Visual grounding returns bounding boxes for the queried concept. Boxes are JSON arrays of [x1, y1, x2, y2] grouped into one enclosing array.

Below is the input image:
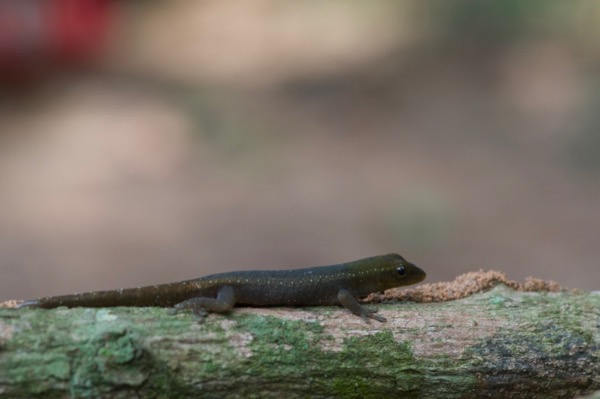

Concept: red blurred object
[[0, 0, 114, 83]]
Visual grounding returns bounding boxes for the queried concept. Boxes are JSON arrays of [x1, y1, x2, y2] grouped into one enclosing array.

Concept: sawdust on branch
[[366, 269, 564, 304]]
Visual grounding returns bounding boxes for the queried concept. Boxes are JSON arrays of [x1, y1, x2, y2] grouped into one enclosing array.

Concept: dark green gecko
[[18, 253, 426, 322]]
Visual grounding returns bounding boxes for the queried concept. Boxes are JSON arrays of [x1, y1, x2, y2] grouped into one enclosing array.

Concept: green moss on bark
[[1, 286, 599, 398]]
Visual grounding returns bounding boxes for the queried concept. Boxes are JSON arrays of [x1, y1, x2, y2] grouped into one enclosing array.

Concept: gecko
[[17, 253, 426, 322]]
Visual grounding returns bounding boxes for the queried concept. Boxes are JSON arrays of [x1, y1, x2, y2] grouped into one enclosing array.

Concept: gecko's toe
[[369, 313, 387, 322], [365, 308, 386, 323]]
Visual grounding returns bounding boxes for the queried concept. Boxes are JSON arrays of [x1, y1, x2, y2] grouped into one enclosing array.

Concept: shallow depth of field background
[[1, 1, 599, 301]]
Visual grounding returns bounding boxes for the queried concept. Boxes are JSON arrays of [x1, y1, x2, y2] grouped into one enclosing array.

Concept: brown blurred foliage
[[1, 1, 599, 301]]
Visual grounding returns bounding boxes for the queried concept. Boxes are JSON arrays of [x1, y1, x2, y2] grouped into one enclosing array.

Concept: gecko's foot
[[192, 307, 209, 323], [362, 308, 386, 323], [167, 306, 209, 323], [166, 307, 182, 315]]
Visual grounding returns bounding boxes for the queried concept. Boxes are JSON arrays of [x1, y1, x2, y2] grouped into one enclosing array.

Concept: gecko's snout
[[406, 262, 427, 284]]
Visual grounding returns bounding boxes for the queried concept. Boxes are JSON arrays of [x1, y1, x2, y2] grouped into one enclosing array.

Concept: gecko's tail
[[16, 280, 205, 309], [15, 300, 41, 309]]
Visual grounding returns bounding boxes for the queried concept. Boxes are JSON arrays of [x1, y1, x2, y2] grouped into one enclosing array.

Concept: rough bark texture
[[0, 285, 598, 398]]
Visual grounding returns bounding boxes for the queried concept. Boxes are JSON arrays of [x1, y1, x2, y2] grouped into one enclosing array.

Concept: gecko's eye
[[396, 266, 406, 276]]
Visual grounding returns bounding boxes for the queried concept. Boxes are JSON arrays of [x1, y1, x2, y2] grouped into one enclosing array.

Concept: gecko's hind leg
[[172, 285, 236, 320]]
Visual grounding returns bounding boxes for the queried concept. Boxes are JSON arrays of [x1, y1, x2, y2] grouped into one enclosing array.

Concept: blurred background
[[1, 0, 599, 302]]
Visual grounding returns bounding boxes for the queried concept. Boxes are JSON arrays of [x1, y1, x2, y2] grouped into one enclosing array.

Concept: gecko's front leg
[[337, 288, 386, 323]]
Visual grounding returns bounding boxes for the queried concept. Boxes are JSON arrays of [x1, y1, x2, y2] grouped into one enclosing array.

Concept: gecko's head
[[376, 253, 426, 288]]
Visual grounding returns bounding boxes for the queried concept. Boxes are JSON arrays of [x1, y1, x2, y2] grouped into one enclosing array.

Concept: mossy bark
[[0, 285, 598, 398]]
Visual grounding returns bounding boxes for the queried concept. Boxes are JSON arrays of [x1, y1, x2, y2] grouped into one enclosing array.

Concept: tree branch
[[1, 284, 599, 398]]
